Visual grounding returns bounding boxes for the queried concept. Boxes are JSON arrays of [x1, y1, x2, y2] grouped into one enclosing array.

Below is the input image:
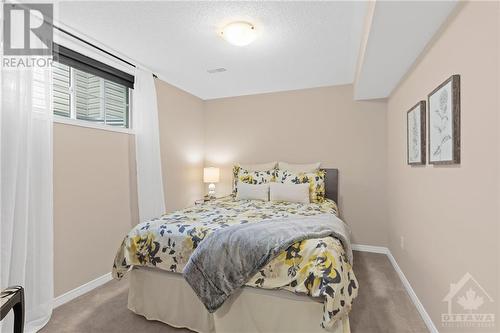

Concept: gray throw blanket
[[183, 214, 352, 313]]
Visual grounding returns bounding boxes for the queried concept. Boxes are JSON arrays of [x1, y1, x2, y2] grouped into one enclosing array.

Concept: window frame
[[52, 44, 134, 134], [52, 71, 133, 134], [53, 115, 134, 134]]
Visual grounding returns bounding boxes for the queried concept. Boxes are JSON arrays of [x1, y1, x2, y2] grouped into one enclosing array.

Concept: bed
[[112, 169, 358, 333]]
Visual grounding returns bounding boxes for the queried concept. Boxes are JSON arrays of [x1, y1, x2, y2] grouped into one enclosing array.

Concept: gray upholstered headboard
[[323, 168, 338, 203]]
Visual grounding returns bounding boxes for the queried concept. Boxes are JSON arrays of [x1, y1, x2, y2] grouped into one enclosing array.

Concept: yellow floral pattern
[[112, 197, 357, 329], [277, 169, 326, 203], [232, 165, 276, 195]]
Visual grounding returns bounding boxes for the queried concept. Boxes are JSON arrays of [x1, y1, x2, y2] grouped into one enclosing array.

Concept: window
[[52, 44, 134, 129]]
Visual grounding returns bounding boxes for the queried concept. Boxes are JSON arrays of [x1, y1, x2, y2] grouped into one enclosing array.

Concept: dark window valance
[[52, 43, 134, 89]]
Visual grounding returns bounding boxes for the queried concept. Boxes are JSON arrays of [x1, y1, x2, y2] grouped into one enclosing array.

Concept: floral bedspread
[[112, 197, 358, 329]]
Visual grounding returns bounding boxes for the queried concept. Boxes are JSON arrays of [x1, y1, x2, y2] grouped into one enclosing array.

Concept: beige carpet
[[41, 252, 428, 333]]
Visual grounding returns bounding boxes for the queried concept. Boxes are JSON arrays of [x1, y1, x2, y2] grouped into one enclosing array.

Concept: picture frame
[[427, 75, 460, 164], [407, 101, 426, 165]]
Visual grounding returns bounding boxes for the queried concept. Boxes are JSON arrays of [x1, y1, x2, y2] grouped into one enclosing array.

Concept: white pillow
[[270, 182, 310, 204], [278, 162, 321, 173], [238, 161, 277, 171], [236, 182, 269, 201]]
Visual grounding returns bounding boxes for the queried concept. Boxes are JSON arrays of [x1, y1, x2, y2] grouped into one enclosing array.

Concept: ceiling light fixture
[[221, 21, 257, 47]]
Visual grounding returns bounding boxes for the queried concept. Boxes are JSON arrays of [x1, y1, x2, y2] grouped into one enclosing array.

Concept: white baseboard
[[385, 251, 439, 333], [352, 243, 389, 254], [354, 244, 438, 333], [54, 272, 112, 308]]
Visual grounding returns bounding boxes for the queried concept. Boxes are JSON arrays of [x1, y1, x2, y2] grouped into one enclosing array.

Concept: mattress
[[113, 196, 358, 329]]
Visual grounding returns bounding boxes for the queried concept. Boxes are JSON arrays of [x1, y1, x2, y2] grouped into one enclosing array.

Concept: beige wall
[[53, 123, 138, 296], [156, 79, 205, 213], [387, 1, 499, 330], [54, 78, 204, 296], [204, 85, 388, 246]]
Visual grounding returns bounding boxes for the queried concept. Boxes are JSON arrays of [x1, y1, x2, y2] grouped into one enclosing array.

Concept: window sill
[[53, 116, 134, 134]]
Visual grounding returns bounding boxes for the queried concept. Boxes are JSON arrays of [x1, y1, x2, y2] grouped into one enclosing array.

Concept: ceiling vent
[[207, 68, 227, 74]]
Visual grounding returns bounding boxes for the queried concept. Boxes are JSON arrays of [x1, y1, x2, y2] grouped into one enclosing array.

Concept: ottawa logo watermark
[[2, 3, 53, 69], [442, 272, 495, 329]]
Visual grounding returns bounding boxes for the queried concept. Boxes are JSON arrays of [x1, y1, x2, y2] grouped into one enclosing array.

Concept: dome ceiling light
[[220, 21, 257, 47]]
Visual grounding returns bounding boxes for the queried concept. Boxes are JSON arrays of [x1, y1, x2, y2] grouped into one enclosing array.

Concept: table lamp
[[203, 167, 220, 200]]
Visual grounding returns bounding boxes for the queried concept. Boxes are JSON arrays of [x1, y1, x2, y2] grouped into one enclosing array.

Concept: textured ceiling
[[58, 1, 367, 100], [58, 1, 457, 100]]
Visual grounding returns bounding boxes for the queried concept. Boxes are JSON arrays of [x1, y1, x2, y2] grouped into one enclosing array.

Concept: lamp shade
[[203, 167, 220, 183]]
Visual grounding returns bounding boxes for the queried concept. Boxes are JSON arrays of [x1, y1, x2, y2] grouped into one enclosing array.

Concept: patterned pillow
[[276, 169, 326, 203], [232, 165, 276, 195]]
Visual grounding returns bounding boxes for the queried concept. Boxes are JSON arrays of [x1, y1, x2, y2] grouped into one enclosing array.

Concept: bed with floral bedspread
[[112, 196, 358, 329]]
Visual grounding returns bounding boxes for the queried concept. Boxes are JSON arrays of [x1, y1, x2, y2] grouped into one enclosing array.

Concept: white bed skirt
[[128, 267, 350, 333]]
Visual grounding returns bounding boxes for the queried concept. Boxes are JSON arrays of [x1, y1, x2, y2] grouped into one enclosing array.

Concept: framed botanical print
[[407, 101, 426, 165], [428, 75, 460, 164]]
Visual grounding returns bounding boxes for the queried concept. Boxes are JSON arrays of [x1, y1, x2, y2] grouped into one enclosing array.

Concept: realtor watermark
[[442, 272, 495, 329], [3, 56, 52, 68], [2, 3, 53, 68]]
